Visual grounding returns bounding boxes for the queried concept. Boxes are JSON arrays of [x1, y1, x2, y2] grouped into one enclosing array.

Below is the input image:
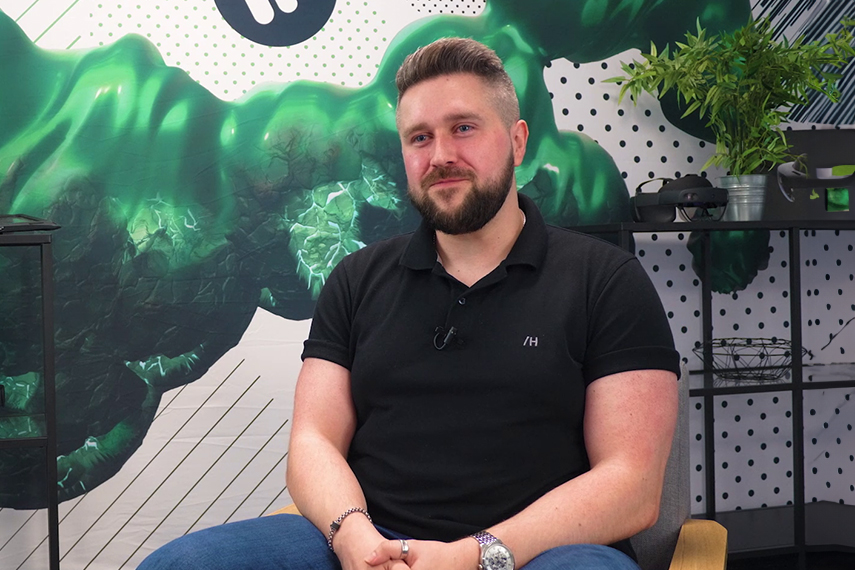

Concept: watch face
[[482, 542, 515, 570]]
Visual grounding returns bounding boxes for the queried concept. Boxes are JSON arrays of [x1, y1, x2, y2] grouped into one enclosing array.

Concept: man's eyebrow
[[443, 112, 485, 125], [401, 121, 430, 139]]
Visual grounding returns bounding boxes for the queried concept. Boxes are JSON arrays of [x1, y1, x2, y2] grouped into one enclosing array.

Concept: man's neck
[[434, 191, 525, 287]]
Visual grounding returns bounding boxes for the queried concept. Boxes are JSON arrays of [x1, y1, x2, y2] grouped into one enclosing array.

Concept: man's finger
[[364, 539, 404, 566]]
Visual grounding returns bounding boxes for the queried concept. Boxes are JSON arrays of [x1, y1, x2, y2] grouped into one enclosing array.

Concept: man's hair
[[395, 37, 520, 126]]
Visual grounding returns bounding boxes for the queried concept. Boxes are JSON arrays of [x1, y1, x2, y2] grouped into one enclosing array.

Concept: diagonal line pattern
[[33, 0, 81, 44], [3, 511, 37, 555], [13, 0, 40, 22], [47, 383, 195, 563], [185, 417, 289, 533], [225, 451, 289, 523], [120, 399, 276, 567], [58, 365, 239, 563], [81, 375, 264, 570], [754, 0, 855, 125]]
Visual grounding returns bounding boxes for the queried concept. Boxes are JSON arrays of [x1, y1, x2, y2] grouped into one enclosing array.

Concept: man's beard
[[408, 155, 515, 235]]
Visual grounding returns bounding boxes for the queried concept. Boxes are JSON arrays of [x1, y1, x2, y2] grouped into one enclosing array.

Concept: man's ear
[[511, 119, 529, 167]]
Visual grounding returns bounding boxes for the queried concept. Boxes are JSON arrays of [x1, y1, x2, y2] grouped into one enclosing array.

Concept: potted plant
[[607, 16, 855, 220]]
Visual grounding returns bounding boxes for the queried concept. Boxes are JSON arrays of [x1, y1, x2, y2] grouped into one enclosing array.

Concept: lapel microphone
[[433, 326, 457, 350]]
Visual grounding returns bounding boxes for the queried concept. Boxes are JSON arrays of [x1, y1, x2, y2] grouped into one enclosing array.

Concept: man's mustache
[[421, 166, 474, 188]]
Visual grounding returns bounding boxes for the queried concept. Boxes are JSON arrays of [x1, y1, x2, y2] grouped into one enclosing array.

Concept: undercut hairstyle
[[395, 37, 520, 127]]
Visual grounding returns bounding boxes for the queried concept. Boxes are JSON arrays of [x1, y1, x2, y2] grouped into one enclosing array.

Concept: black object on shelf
[[691, 337, 813, 384], [576, 218, 855, 570], [767, 129, 855, 222], [0, 213, 61, 234], [0, 225, 60, 570], [631, 175, 729, 223]]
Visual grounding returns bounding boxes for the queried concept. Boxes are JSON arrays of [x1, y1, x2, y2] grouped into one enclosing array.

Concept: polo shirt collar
[[399, 192, 547, 271]]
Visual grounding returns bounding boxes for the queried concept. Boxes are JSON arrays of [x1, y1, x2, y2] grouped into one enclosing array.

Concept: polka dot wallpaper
[[87, 1, 405, 94]]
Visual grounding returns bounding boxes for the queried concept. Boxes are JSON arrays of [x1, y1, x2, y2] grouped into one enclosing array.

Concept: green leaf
[[601, 14, 855, 174]]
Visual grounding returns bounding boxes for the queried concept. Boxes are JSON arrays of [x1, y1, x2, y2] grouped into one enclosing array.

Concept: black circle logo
[[215, 0, 336, 47]]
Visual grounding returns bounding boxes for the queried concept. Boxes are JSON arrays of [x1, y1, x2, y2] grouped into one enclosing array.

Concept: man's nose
[[430, 134, 457, 166]]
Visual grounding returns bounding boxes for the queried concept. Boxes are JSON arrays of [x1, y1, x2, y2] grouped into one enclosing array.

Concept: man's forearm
[[486, 459, 664, 567], [287, 431, 370, 538], [487, 370, 678, 567]]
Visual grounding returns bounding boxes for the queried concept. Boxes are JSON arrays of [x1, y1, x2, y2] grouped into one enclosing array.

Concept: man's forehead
[[396, 74, 495, 129]]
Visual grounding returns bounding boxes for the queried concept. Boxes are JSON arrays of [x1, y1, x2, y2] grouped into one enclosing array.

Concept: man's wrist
[[458, 535, 483, 570], [470, 531, 515, 570], [328, 507, 372, 552]]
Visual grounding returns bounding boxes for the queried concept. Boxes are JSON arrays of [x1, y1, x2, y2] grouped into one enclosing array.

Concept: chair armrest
[[668, 518, 728, 570], [267, 503, 302, 516]]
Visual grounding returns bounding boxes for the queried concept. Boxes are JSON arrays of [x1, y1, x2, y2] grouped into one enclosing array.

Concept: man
[[139, 37, 679, 570]]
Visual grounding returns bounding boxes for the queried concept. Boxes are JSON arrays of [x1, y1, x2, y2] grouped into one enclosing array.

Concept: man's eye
[[458, 125, 473, 133], [413, 134, 428, 143]]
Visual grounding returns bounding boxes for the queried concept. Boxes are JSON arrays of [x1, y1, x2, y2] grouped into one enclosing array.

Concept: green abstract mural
[[0, 0, 750, 507]]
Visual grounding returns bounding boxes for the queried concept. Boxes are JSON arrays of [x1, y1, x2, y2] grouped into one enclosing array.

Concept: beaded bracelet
[[327, 507, 372, 552]]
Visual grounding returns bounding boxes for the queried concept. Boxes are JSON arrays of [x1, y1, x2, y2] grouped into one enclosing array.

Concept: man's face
[[396, 73, 528, 234]]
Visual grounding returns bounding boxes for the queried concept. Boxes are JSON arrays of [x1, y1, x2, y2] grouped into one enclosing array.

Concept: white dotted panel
[[635, 232, 703, 364], [800, 231, 855, 363], [804, 390, 855, 503], [411, 1, 485, 15], [713, 393, 795, 511], [87, 1, 416, 98], [545, 53, 727, 190], [710, 232, 792, 342], [690, 396, 707, 512]]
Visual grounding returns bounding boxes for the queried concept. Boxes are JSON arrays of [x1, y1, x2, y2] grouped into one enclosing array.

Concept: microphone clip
[[433, 326, 457, 350]]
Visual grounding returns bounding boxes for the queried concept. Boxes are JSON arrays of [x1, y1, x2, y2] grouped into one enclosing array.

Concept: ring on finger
[[400, 539, 409, 559]]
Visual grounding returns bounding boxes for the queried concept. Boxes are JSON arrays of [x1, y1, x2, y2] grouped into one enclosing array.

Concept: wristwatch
[[471, 531, 515, 570]]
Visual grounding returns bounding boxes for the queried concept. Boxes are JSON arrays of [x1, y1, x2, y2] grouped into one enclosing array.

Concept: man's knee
[[137, 533, 215, 570], [137, 515, 337, 570]]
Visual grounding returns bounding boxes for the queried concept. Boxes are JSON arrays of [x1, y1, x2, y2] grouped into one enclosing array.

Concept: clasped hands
[[337, 525, 479, 570], [365, 537, 479, 570]]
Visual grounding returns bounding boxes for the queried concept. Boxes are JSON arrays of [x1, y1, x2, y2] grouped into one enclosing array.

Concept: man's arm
[[286, 357, 407, 570], [487, 368, 678, 565], [366, 368, 678, 570]]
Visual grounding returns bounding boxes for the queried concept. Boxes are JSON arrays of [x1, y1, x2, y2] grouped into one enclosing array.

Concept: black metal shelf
[[577, 218, 855, 234], [0, 436, 49, 449], [0, 230, 60, 570], [687, 363, 855, 396], [714, 502, 855, 555], [576, 219, 855, 570]]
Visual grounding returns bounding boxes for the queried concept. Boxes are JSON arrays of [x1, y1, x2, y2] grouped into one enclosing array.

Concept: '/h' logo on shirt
[[523, 336, 539, 347]]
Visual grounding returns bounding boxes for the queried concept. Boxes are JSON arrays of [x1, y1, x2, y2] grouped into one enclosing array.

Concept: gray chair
[[271, 365, 728, 569], [630, 362, 727, 570]]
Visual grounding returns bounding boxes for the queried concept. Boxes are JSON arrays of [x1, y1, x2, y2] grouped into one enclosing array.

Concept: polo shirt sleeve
[[301, 260, 353, 369], [583, 257, 680, 384]]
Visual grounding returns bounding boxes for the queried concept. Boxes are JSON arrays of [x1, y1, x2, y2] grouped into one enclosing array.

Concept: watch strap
[[471, 530, 515, 570], [471, 530, 499, 547]]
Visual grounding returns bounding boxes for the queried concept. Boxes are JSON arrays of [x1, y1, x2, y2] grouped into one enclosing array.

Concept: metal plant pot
[[720, 174, 768, 221]]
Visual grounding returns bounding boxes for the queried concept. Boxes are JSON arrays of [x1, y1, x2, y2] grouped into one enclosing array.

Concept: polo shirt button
[[458, 297, 466, 305]]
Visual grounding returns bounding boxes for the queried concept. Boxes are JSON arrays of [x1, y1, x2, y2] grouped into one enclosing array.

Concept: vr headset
[[630, 175, 729, 223]]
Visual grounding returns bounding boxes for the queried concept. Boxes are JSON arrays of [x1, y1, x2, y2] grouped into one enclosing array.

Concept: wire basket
[[692, 337, 809, 383]]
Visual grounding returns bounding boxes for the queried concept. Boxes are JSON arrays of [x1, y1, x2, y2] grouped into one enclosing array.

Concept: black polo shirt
[[302, 193, 679, 544]]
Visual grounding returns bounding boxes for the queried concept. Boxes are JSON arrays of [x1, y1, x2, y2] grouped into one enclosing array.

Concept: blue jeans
[[137, 514, 641, 570]]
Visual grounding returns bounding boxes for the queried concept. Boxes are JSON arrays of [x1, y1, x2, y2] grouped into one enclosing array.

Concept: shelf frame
[[577, 218, 855, 570], [0, 232, 60, 570]]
